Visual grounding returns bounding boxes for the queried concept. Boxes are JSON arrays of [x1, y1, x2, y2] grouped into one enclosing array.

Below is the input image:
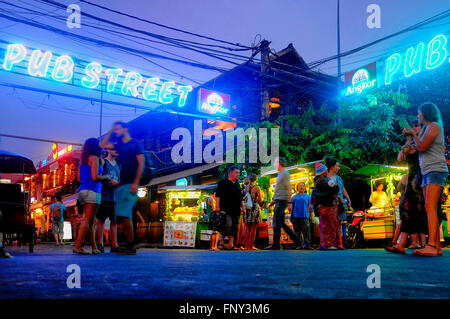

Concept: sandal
[[251, 246, 260, 251], [92, 249, 101, 255], [73, 248, 91, 255], [413, 244, 439, 257]]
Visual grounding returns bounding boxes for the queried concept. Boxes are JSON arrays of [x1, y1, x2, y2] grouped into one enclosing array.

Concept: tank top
[[78, 161, 103, 194], [418, 123, 448, 175]]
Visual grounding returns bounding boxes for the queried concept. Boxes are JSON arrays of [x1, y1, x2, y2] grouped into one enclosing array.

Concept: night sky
[[0, 0, 448, 165]]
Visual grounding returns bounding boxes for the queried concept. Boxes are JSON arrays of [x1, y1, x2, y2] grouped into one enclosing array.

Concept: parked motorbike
[[344, 210, 366, 249]]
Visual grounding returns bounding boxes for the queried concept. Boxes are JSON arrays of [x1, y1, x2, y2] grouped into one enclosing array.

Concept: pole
[[260, 40, 271, 121], [99, 82, 103, 138], [337, 0, 342, 125]]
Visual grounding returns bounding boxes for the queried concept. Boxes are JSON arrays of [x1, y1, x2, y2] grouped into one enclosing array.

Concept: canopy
[[353, 164, 408, 177], [0, 150, 36, 175]]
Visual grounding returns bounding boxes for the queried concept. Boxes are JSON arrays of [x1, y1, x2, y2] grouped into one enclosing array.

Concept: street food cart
[[259, 161, 321, 245], [160, 185, 215, 247], [353, 164, 408, 241]]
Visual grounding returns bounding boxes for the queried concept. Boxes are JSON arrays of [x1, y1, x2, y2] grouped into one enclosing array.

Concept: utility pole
[[337, 0, 342, 125], [260, 40, 271, 121], [99, 81, 104, 138]]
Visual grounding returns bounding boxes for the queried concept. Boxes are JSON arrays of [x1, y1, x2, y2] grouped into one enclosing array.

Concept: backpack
[[52, 203, 62, 221], [243, 185, 253, 211], [139, 151, 154, 186]]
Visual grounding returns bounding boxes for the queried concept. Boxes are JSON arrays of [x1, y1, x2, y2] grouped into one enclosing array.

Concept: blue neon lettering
[[121, 72, 142, 97], [81, 62, 102, 89], [384, 53, 401, 85], [159, 81, 176, 104], [177, 85, 192, 107], [426, 34, 447, 70], [105, 68, 123, 92], [404, 43, 424, 78], [142, 77, 160, 101], [51, 55, 74, 82], [27, 50, 52, 77], [3, 44, 27, 71]]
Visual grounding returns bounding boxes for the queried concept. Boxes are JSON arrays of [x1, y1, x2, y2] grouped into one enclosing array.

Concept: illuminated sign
[[343, 62, 377, 97], [383, 34, 448, 85], [175, 178, 188, 187], [197, 88, 230, 115], [40, 144, 74, 168], [2, 43, 193, 107]]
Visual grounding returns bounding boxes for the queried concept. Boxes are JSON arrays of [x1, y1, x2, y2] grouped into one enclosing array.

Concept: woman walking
[[325, 158, 351, 249], [312, 162, 340, 250], [403, 102, 448, 257], [73, 138, 111, 255], [242, 174, 262, 250]]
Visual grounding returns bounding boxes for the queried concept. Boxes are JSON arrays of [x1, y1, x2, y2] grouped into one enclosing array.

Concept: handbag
[[209, 211, 225, 231]]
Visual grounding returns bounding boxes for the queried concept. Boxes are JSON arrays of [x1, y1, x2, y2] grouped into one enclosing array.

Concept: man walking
[[96, 148, 120, 253], [100, 121, 144, 255], [215, 166, 244, 250], [50, 196, 66, 246], [266, 157, 301, 250]]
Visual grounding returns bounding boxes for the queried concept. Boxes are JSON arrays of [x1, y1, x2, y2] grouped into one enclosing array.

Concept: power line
[[77, 0, 253, 50], [0, 133, 83, 146], [308, 9, 450, 70]]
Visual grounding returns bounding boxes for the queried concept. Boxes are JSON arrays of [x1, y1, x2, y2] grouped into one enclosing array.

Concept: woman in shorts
[[73, 138, 111, 255]]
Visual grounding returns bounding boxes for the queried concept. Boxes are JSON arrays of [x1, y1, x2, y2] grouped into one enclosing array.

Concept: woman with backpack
[[242, 174, 262, 250]]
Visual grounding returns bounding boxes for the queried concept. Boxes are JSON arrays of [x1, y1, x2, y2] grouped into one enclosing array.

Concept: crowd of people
[[0, 102, 447, 258]]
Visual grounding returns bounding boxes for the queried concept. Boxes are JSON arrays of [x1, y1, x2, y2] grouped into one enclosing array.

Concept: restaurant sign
[[1, 43, 193, 107]]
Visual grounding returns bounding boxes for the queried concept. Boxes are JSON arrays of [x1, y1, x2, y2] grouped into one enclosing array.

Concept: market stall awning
[[158, 185, 217, 191], [353, 164, 408, 177], [260, 160, 322, 176], [0, 149, 36, 175], [147, 163, 221, 187]]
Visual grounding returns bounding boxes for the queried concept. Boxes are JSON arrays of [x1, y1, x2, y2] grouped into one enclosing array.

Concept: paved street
[[1, 244, 450, 299]]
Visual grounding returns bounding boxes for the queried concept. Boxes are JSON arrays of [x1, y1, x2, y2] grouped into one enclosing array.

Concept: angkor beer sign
[[343, 62, 377, 97], [1, 43, 193, 107]]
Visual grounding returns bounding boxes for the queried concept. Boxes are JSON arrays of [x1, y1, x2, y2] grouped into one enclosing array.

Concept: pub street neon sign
[[384, 34, 449, 85], [1, 43, 193, 107]]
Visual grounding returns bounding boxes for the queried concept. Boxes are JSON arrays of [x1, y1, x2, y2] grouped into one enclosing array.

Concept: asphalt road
[[1, 244, 450, 299]]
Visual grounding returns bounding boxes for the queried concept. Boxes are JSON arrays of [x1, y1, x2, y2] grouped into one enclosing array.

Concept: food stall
[[258, 161, 320, 246], [353, 164, 408, 240], [160, 185, 215, 248]]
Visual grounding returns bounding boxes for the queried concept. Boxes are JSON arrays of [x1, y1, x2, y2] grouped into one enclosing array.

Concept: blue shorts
[[114, 184, 138, 220], [421, 171, 448, 188]]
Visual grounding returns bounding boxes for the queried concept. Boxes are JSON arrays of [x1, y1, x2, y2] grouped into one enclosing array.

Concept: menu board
[[267, 214, 295, 244], [164, 221, 197, 247]]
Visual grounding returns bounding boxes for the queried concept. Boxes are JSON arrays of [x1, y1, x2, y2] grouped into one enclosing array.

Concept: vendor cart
[[160, 185, 215, 248], [352, 164, 408, 246], [0, 150, 36, 252]]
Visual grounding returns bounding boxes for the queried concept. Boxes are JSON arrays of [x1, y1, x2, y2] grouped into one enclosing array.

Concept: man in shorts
[[50, 196, 66, 246], [96, 147, 120, 253], [100, 121, 144, 255]]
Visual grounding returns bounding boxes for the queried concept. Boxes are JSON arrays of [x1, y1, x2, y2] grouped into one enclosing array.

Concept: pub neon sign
[[384, 34, 449, 85], [2, 43, 193, 107]]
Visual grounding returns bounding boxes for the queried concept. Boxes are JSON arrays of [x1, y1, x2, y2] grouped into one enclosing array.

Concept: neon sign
[[41, 144, 74, 168], [197, 88, 230, 115], [343, 62, 377, 97], [176, 178, 188, 187], [2, 43, 193, 107], [384, 34, 448, 85]]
